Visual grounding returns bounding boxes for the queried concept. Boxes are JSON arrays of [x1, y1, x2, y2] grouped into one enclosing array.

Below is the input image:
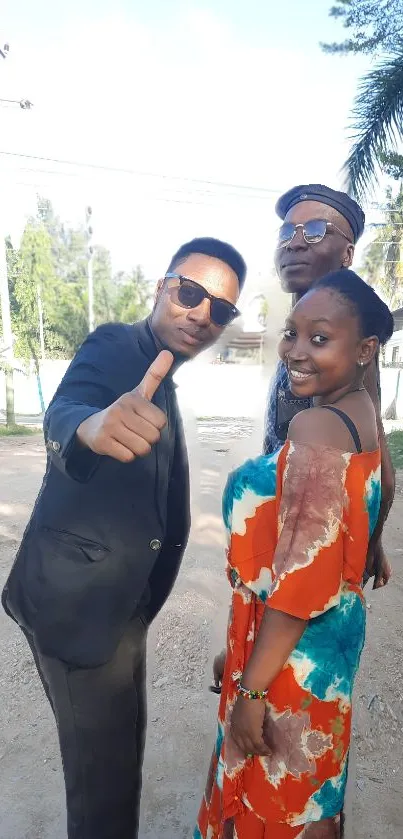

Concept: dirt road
[[0, 424, 402, 838]]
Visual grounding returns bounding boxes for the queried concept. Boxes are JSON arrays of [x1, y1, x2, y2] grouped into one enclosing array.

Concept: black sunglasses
[[164, 273, 240, 327], [277, 219, 353, 248]]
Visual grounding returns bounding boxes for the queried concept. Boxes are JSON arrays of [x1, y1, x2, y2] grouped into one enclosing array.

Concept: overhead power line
[[3, 151, 403, 216], [6, 168, 280, 205], [0, 150, 282, 196]]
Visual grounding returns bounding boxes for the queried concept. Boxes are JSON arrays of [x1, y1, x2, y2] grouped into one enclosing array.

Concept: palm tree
[[343, 50, 403, 200], [361, 185, 403, 308]]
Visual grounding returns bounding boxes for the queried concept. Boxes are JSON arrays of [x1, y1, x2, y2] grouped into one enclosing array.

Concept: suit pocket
[[6, 527, 138, 666], [40, 528, 110, 562], [27, 527, 111, 609], [5, 526, 113, 628], [27, 527, 138, 665]]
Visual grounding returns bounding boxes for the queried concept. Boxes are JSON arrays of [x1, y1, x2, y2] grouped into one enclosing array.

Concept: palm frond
[[342, 51, 403, 200]]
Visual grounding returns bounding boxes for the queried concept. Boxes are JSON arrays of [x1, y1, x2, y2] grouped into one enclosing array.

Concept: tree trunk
[[5, 368, 15, 427]]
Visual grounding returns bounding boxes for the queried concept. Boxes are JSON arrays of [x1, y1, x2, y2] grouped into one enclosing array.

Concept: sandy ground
[[0, 423, 402, 839]]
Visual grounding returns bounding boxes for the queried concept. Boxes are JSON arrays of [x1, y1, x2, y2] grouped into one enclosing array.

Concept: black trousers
[[23, 616, 148, 839]]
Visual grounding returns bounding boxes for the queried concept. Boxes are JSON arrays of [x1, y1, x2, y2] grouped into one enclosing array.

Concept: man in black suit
[[2, 237, 247, 839]]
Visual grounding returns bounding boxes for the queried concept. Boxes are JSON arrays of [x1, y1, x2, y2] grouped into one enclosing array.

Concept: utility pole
[[34, 283, 45, 413], [0, 40, 33, 426], [37, 284, 45, 361], [0, 227, 15, 425], [85, 206, 94, 332], [0, 39, 14, 424], [0, 40, 33, 425]]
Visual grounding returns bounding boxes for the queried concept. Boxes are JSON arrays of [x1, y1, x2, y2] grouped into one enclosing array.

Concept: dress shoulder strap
[[321, 406, 362, 454]]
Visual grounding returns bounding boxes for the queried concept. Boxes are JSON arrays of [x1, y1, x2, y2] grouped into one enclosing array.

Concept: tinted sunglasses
[[164, 273, 240, 327], [277, 219, 353, 248]]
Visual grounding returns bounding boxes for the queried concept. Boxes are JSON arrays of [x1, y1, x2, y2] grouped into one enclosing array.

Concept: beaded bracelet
[[236, 681, 269, 701]]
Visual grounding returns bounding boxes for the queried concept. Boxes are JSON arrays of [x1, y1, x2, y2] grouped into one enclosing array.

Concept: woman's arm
[[241, 609, 307, 692], [364, 358, 394, 587], [230, 610, 306, 757], [365, 357, 395, 520]]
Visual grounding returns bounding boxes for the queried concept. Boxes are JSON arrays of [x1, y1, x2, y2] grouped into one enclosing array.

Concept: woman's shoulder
[[287, 404, 380, 464], [288, 406, 333, 445], [288, 405, 363, 454]]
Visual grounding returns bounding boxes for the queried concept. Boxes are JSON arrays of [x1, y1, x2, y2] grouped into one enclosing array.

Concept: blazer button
[[149, 538, 161, 551], [52, 441, 61, 452]]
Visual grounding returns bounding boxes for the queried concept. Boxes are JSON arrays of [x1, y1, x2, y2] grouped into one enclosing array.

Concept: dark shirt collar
[[144, 316, 188, 383], [137, 317, 186, 389], [136, 317, 159, 363]]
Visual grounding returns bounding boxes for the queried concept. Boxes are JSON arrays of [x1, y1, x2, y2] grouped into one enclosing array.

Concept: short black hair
[[315, 269, 394, 346], [167, 237, 247, 290]]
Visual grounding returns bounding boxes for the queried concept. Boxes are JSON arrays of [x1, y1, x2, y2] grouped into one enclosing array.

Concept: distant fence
[[0, 360, 269, 420], [379, 367, 403, 420], [1, 360, 402, 420], [0, 360, 70, 417]]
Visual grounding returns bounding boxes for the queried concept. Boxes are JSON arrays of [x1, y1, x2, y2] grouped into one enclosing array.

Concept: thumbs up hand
[[76, 351, 174, 462]]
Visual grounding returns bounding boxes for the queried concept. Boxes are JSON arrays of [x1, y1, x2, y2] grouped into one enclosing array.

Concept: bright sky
[[1, 0, 372, 298]]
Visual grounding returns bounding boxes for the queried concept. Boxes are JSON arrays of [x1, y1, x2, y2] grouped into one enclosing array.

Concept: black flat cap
[[276, 184, 365, 243]]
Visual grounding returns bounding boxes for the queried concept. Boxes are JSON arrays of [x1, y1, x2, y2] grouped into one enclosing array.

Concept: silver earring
[[358, 361, 364, 366]]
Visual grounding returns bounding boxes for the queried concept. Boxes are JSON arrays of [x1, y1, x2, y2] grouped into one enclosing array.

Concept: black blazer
[[2, 320, 190, 667]]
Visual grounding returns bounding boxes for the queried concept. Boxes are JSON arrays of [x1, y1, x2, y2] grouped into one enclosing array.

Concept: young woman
[[195, 270, 394, 839]]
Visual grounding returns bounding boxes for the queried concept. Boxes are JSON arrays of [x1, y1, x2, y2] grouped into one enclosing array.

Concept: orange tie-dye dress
[[195, 440, 381, 839]]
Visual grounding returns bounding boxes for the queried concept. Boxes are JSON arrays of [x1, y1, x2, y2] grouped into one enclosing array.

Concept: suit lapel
[[134, 319, 178, 529], [153, 380, 175, 529]]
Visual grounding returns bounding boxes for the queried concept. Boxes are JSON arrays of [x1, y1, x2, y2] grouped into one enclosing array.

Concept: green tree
[[361, 185, 403, 308], [379, 150, 403, 180], [6, 196, 152, 368], [321, 0, 403, 56], [38, 197, 87, 291], [6, 223, 59, 410], [94, 246, 114, 325], [322, 1, 403, 199], [38, 196, 90, 353], [15, 222, 56, 359], [343, 53, 403, 199], [38, 197, 151, 345], [113, 266, 151, 323], [6, 214, 86, 365]]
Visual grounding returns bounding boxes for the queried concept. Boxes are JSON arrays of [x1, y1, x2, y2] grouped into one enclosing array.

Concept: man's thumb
[[136, 350, 174, 401]]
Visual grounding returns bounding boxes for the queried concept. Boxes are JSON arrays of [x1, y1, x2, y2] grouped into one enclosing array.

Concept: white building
[[385, 307, 403, 366]]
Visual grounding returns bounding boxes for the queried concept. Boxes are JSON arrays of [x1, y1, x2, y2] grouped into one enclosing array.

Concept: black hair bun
[[315, 269, 394, 346]]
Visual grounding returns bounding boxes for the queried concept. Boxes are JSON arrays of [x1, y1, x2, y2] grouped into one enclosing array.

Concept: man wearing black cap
[[264, 184, 394, 589], [2, 237, 247, 839]]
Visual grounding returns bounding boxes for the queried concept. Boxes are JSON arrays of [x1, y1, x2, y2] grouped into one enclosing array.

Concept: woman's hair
[[314, 269, 394, 346]]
